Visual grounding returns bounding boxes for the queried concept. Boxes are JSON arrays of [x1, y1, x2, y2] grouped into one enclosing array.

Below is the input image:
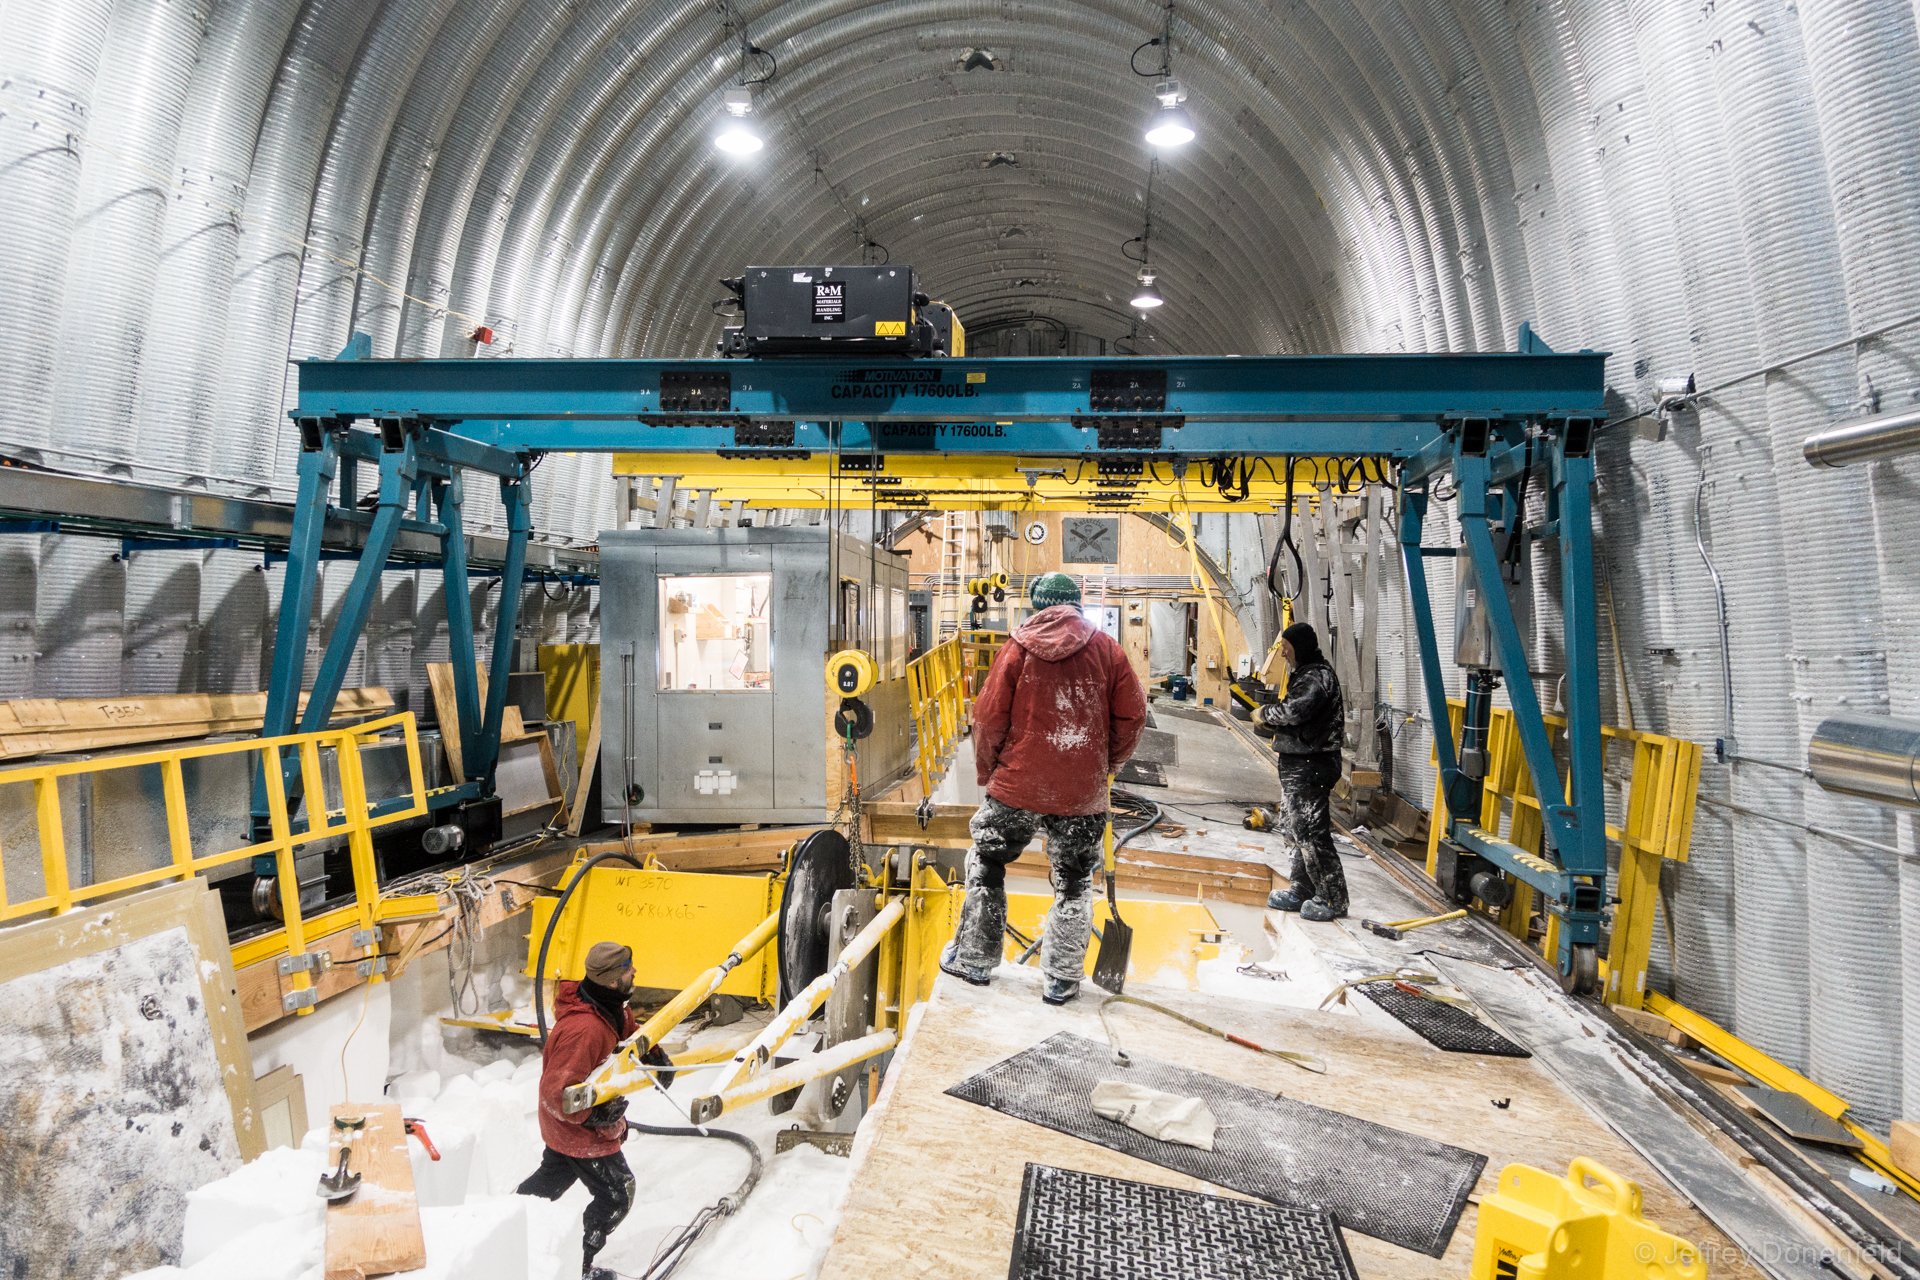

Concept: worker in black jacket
[[1257, 622, 1348, 920]]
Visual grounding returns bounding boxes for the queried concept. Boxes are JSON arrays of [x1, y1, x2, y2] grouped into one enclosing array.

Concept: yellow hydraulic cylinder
[[561, 908, 780, 1114], [711, 896, 905, 1096], [1470, 1158, 1701, 1279], [689, 1029, 897, 1124]]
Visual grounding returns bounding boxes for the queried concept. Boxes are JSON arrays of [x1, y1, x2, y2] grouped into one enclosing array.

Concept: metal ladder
[[937, 510, 967, 637]]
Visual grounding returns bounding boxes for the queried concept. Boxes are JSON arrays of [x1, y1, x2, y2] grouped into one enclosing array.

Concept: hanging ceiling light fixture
[[713, 2, 776, 157], [1130, 266, 1165, 309], [714, 87, 762, 154], [1122, 159, 1168, 312], [718, 88, 760, 155], [1144, 80, 1195, 148], [1132, 3, 1194, 148]]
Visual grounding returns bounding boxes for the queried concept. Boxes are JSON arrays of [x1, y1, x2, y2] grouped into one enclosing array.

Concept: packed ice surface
[[122, 1028, 860, 1280]]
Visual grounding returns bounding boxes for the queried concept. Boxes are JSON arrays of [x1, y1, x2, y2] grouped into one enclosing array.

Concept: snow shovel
[[317, 1147, 361, 1200], [1091, 776, 1133, 994]]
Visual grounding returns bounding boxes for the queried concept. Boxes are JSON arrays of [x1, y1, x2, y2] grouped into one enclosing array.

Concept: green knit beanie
[[1029, 572, 1082, 608]]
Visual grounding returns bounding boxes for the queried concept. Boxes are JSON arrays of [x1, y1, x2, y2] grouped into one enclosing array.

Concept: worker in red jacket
[[517, 941, 640, 1280], [940, 573, 1148, 1005]]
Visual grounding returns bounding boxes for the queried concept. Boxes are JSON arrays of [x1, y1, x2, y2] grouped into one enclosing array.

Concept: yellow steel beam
[[1644, 993, 1920, 1200], [608, 452, 1381, 511], [689, 1029, 897, 1124]]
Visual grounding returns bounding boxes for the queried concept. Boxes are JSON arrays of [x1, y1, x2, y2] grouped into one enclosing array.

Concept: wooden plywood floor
[[820, 963, 1766, 1279]]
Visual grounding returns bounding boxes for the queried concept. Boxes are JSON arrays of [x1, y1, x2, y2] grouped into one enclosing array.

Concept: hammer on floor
[[1361, 908, 1468, 940]]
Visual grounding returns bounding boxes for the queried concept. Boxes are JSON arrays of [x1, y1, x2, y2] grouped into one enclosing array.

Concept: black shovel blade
[[1091, 877, 1133, 994]]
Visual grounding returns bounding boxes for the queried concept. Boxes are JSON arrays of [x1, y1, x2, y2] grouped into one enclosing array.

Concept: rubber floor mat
[[1009, 1163, 1359, 1280], [1115, 760, 1166, 787], [1359, 983, 1532, 1058], [948, 1032, 1485, 1258], [1131, 727, 1180, 765]]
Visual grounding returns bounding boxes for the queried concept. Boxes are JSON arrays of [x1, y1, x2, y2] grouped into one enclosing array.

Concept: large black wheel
[[1562, 942, 1600, 996], [777, 830, 854, 1009]]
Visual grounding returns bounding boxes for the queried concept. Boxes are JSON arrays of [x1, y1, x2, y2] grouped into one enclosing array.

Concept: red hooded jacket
[[536, 980, 637, 1157], [973, 605, 1148, 815]]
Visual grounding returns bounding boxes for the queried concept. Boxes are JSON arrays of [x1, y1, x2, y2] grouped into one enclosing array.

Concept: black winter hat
[[1282, 621, 1323, 664]]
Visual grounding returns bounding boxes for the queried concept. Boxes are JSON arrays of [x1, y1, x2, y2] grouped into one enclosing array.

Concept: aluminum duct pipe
[[1803, 407, 1920, 468], [1810, 714, 1920, 810]]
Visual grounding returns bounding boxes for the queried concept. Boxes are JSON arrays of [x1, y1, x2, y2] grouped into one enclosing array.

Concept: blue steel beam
[[472, 478, 530, 794], [292, 352, 1608, 445]]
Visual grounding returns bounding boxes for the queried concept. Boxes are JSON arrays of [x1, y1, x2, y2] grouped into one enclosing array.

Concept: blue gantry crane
[[269, 322, 1609, 988]]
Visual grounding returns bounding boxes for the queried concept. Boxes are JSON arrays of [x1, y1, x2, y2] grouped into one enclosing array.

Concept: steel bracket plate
[[278, 951, 334, 976], [351, 928, 380, 948], [282, 988, 319, 1012], [356, 956, 387, 978]]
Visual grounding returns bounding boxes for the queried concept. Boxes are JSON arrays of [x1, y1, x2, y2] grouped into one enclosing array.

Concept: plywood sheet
[[820, 970, 1764, 1280], [0, 880, 259, 1276], [324, 1103, 425, 1280]]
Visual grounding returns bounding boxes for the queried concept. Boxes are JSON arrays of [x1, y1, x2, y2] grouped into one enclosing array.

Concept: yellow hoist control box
[[1470, 1159, 1701, 1280]]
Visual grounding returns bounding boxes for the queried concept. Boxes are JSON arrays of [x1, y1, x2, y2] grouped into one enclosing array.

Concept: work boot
[[1267, 888, 1304, 912], [938, 940, 993, 987], [584, 1268, 617, 1280], [1042, 976, 1082, 1006], [1299, 897, 1346, 922]]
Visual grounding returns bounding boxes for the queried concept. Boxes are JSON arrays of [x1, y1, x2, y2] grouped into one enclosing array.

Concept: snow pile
[[123, 1034, 863, 1280]]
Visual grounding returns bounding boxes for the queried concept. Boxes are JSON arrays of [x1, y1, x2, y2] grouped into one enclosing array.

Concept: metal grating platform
[[1358, 983, 1532, 1058], [1009, 1163, 1359, 1280], [947, 1032, 1486, 1258]]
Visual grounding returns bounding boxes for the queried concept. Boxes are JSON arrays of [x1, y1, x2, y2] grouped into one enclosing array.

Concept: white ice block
[[180, 1147, 327, 1265]]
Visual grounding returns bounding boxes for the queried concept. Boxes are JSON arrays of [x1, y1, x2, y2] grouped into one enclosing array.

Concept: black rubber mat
[[1131, 727, 1180, 765], [948, 1032, 1485, 1258], [1115, 759, 1166, 787], [1151, 702, 1221, 725], [1358, 983, 1532, 1058], [1009, 1163, 1359, 1280]]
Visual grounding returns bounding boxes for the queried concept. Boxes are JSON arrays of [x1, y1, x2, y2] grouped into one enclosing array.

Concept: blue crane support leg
[[472, 478, 530, 794], [437, 473, 486, 785], [252, 435, 336, 838]]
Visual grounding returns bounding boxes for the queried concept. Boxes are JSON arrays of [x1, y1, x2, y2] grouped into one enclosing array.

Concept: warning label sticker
[[874, 320, 906, 336], [813, 282, 845, 323]]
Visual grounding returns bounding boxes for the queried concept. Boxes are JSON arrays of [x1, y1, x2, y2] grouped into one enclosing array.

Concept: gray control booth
[[598, 526, 914, 826]]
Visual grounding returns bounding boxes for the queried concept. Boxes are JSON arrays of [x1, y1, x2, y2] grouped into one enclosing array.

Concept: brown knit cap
[[583, 941, 633, 985]]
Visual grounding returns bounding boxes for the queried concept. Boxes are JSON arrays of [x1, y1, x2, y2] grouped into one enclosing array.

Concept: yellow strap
[[1176, 494, 1233, 685]]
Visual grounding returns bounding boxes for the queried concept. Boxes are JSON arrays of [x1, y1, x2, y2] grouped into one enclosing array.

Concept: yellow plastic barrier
[[1471, 1158, 1701, 1279]]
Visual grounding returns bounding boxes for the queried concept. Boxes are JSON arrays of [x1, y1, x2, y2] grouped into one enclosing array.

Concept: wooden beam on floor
[[325, 1104, 425, 1280]]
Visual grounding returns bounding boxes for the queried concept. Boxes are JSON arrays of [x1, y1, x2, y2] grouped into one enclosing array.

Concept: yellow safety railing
[[959, 628, 1007, 697], [1426, 700, 1701, 1008], [907, 638, 971, 795], [0, 711, 429, 1013]]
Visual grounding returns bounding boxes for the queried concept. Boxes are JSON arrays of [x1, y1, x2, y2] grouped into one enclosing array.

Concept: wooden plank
[[325, 1103, 425, 1280], [426, 663, 465, 782], [1891, 1120, 1920, 1181], [566, 703, 602, 837], [0, 688, 396, 760]]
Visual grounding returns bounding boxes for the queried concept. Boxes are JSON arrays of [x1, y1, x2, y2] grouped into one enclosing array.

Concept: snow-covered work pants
[[1277, 751, 1347, 914], [949, 795, 1110, 983]]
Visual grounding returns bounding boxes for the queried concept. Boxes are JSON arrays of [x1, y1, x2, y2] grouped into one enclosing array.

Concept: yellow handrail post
[[161, 757, 193, 877], [36, 775, 71, 915], [338, 727, 382, 950], [263, 741, 313, 1014]]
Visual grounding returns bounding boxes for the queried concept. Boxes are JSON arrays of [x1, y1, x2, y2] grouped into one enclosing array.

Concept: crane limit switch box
[[720, 265, 942, 357]]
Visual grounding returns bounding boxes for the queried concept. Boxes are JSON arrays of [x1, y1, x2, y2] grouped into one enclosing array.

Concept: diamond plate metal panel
[[947, 1032, 1484, 1258], [1009, 1163, 1359, 1280], [1358, 983, 1532, 1058]]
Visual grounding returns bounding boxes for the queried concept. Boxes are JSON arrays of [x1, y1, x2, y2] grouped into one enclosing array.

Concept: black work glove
[[585, 1096, 628, 1129], [643, 1044, 676, 1091]]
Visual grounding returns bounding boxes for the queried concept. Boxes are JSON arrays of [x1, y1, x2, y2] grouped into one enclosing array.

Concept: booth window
[[658, 575, 771, 691]]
